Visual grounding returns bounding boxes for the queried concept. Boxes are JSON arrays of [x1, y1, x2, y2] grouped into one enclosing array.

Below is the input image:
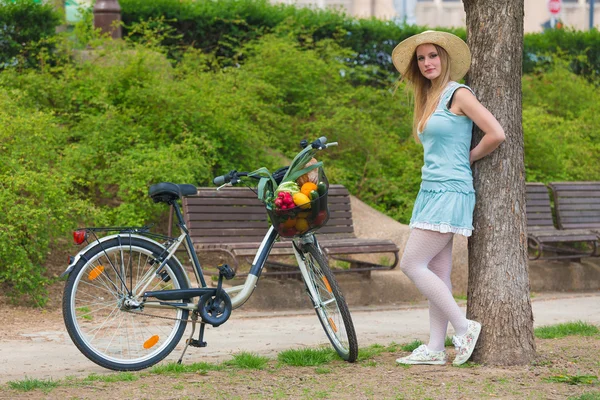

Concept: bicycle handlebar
[[213, 137, 334, 187], [300, 136, 328, 150]]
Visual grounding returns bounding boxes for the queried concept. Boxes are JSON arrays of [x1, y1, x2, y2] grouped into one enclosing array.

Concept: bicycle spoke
[[64, 237, 189, 369]]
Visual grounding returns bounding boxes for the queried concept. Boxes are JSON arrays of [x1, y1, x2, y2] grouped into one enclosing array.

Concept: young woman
[[391, 31, 505, 366]]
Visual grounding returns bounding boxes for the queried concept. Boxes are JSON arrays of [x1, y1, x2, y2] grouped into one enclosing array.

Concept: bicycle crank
[[198, 264, 233, 327], [198, 291, 232, 327]]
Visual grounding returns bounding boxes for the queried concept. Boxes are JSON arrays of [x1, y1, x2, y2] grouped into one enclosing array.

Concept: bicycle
[[62, 136, 359, 371]]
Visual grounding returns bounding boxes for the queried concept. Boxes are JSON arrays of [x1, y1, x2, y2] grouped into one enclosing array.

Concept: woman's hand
[[452, 88, 506, 164]]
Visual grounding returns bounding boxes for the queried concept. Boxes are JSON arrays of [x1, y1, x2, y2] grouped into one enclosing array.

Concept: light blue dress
[[409, 81, 475, 237]]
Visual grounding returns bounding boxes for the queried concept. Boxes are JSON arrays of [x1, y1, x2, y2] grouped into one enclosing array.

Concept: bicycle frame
[[63, 197, 320, 314], [157, 200, 321, 310]]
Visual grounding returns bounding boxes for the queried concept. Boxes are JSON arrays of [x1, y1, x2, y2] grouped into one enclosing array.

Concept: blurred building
[[63, 0, 599, 32], [301, 0, 600, 32]]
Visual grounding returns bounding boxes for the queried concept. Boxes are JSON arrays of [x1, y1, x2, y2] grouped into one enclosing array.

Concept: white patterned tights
[[400, 229, 468, 352]]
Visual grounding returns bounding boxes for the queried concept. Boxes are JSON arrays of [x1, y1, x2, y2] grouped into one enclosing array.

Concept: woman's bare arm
[[452, 88, 506, 164]]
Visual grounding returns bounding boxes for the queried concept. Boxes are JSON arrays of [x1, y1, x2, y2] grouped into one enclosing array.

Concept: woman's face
[[416, 44, 442, 80]]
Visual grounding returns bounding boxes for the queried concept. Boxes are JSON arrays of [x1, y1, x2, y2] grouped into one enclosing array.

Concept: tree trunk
[[463, 0, 536, 365]]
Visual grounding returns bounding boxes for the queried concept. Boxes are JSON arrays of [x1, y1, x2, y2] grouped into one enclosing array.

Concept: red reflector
[[73, 230, 87, 245]]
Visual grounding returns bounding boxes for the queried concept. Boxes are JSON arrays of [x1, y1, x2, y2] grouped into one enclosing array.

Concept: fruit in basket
[[292, 192, 311, 209], [295, 218, 309, 233], [282, 227, 297, 237], [283, 218, 297, 229], [313, 210, 328, 226], [300, 182, 318, 197], [296, 158, 319, 186]]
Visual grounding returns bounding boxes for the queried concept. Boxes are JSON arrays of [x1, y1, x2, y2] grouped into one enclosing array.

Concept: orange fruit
[[283, 218, 297, 229], [300, 182, 318, 197]]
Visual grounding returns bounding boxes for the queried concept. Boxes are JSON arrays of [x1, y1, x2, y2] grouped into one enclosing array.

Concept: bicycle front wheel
[[63, 236, 190, 371], [301, 242, 358, 362]]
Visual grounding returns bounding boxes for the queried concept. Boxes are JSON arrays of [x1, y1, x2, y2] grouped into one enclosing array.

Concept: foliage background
[[0, 0, 599, 303]]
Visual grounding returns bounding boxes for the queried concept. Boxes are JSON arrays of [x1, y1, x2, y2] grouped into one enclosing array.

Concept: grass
[[7, 377, 58, 392], [453, 361, 479, 369], [357, 343, 399, 361], [150, 361, 223, 375], [401, 340, 423, 352], [223, 352, 270, 370], [75, 306, 92, 321], [544, 374, 599, 385], [278, 347, 336, 366], [568, 394, 600, 400], [83, 372, 138, 382], [534, 321, 600, 339]]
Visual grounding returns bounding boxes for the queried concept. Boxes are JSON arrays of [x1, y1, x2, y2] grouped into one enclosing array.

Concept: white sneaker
[[452, 319, 482, 366], [396, 344, 447, 365]]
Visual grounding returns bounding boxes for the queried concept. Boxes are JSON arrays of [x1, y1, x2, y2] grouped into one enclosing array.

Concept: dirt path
[[1, 292, 598, 385]]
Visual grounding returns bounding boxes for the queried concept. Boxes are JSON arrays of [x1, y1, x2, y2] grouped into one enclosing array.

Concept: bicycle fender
[[60, 234, 188, 285]]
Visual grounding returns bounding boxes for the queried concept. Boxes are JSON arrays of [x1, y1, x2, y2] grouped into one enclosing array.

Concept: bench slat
[[558, 211, 600, 218], [554, 198, 600, 205], [553, 190, 600, 198], [557, 203, 600, 211]]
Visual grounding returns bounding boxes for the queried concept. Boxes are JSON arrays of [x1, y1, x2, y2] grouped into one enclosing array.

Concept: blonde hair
[[400, 44, 451, 142]]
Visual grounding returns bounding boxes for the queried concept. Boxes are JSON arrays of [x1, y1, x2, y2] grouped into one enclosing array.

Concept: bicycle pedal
[[187, 339, 207, 348], [217, 264, 235, 280]]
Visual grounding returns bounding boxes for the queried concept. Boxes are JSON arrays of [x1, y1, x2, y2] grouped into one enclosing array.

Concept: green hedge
[[119, 0, 599, 82], [119, 0, 464, 84], [524, 28, 600, 79], [0, 0, 62, 69], [4, 0, 597, 80]]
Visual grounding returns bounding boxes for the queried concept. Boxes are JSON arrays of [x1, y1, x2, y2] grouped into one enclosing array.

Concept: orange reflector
[[88, 266, 105, 281], [143, 335, 159, 349], [328, 317, 338, 333], [322, 277, 332, 293]]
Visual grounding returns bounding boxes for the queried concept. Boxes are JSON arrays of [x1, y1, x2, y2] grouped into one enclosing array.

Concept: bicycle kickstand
[[177, 312, 207, 364]]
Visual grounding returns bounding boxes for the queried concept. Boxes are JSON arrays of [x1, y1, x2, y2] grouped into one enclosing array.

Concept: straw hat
[[391, 30, 471, 81]]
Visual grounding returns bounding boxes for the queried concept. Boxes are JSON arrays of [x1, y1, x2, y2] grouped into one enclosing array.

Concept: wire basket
[[266, 169, 330, 238]]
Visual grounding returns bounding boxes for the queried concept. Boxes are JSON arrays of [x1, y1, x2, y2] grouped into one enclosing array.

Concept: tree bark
[[463, 0, 536, 365]]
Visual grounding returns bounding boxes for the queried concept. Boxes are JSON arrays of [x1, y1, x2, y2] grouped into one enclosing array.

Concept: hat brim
[[391, 30, 471, 81]]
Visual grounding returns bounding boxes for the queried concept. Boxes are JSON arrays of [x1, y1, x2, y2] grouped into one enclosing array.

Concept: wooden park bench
[[177, 184, 400, 277], [526, 182, 598, 260], [550, 181, 600, 234]]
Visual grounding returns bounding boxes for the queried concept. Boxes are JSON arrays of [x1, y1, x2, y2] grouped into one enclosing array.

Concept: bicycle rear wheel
[[63, 236, 190, 371], [300, 242, 358, 362]]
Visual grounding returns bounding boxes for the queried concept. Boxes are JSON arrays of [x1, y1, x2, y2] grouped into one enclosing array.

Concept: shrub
[[0, 90, 90, 305], [522, 57, 600, 182], [0, 0, 62, 69]]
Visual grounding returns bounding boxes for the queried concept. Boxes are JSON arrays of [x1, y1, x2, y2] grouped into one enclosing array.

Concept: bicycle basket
[[266, 168, 330, 238]]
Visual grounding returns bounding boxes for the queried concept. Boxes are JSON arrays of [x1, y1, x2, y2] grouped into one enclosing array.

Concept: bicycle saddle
[[149, 182, 197, 203]]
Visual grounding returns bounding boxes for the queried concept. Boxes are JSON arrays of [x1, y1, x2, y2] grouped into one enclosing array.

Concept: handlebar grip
[[213, 175, 227, 185]]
